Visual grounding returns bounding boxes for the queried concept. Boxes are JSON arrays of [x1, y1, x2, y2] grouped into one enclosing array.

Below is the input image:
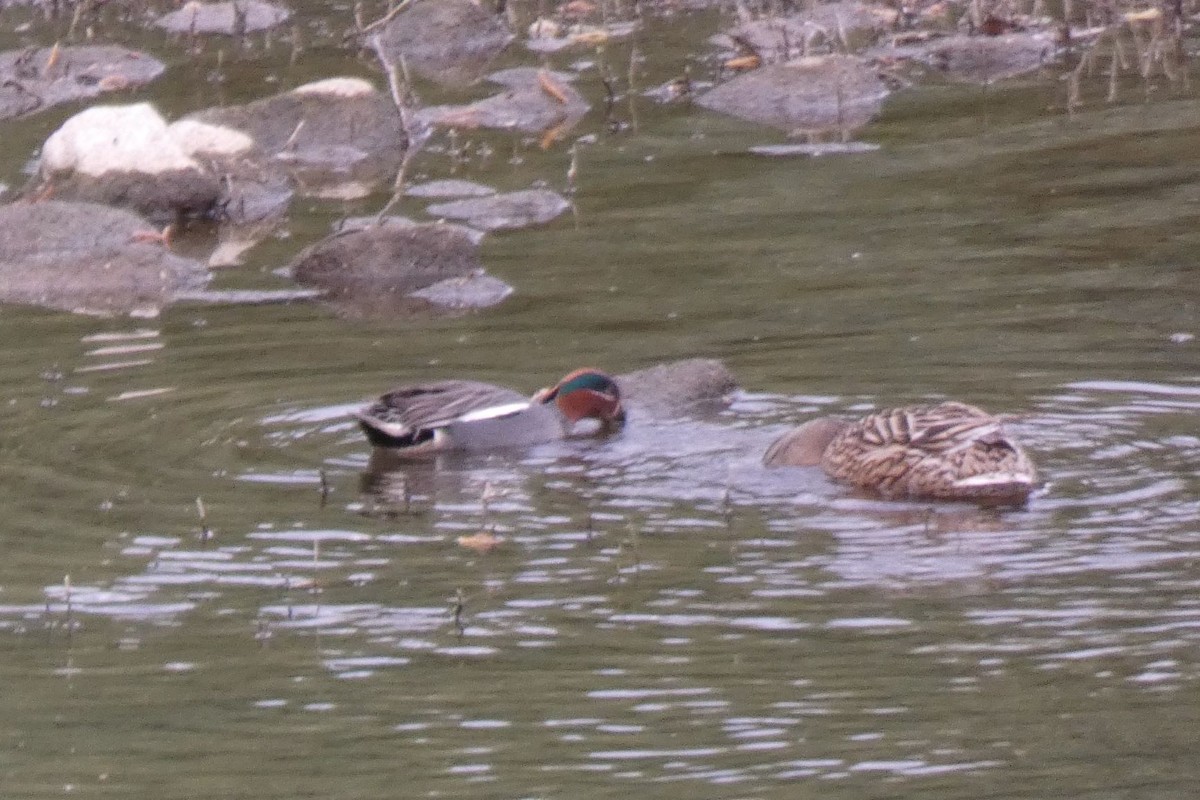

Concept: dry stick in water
[[318, 468, 331, 508], [566, 144, 579, 193], [64, 573, 74, 636], [396, 473, 412, 515], [311, 537, 322, 618], [369, 38, 426, 223], [356, 0, 415, 38], [627, 44, 641, 133], [233, 1, 248, 44], [290, 22, 303, 65], [281, 119, 306, 151], [1108, 42, 1121, 102], [196, 496, 213, 542], [452, 588, 466, 637]]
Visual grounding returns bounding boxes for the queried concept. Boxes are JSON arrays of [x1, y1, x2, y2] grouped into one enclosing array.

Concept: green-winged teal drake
[[356, 368, 625, 455]]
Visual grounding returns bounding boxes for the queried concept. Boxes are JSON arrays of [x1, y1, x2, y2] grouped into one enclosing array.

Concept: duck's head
[[536, 368, 626, 430]]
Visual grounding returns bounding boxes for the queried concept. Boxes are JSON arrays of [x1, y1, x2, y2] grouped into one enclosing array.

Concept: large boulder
[[0, 201, 209, 316], [187, 78, 408, 200]]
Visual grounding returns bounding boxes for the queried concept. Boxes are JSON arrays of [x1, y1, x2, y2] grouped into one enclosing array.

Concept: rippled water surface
[[1, 4, 1199, 798]]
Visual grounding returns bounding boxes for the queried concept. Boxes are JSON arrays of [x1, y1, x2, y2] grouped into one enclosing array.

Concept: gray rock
[[405, 179, 497, 199], [0, 201, 209, 315], [617, 359, 740, 418], [415, 67, 588, 135], [335, 215, 486, 245], [407, 271, 513, 310], [368, 0, 514, 87], [154, 0, 291, 34], [426, 188, 570, 231], [188, 78, 407, 200], [175, 288, 324, 304], [0, 45, 164, 122], [696, 55, 889, 135], [899, 32, 1059, 84], [288, 219, 511, 318], [712, 3, 891, 62]]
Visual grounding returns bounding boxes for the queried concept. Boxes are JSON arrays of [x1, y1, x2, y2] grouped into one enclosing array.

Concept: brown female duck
[[763, 401, 1037, 504]]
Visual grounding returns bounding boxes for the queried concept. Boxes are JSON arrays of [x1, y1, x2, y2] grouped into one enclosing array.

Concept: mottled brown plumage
[[764, 402, 1037, 504]]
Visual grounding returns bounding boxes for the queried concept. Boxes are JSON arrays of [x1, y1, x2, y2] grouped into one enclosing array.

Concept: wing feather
[[356, 380, 527, 444], [820, 402, 1036, 502]]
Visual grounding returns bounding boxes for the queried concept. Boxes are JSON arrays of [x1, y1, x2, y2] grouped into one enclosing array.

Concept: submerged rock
[[288, 218, 512, 318], [696, 55, 889, 135], [154, 0, 291, 34], [174, 288, 324, 305], [617, 359, 740, 418], [0, 45, 165, 121], [368, 0, 514, 87], [712, 3, 892, 63], [425, 189, 570, 231], [415, 67, 588, 136], [526, 19, 638, 54], [0, 201, 209, 316], [750, 142, 881, 157], [407, 271, 514, 309], [406, 179, 497, 199], [903, 32, 1059, 83]]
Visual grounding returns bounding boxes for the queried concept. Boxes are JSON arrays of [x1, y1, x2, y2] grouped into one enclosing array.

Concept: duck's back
[[822, 402, 1036, 502], [359, 380, 570, 452]]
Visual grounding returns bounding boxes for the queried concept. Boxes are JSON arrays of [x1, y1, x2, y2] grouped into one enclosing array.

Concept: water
[[0, 4, 1198, 798]]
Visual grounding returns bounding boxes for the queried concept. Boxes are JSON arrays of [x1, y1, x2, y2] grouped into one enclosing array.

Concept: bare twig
[[355, 0, 416, 38]]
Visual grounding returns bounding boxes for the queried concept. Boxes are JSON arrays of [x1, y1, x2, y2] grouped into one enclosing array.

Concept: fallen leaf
[[537, 69, 572, 105], [1123, 7, 1161, 21], [457, 531, 504, 553], [570, 28, 610, 46], [725, 54, 761, 71], [539, 119, 571, 150], [562, 0, 596, 17], [45, 42, 62, 72]]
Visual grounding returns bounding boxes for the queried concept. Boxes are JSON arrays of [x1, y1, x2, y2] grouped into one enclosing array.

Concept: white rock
[[168, 119, 255, 158], [42, 103, 199, 176]]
